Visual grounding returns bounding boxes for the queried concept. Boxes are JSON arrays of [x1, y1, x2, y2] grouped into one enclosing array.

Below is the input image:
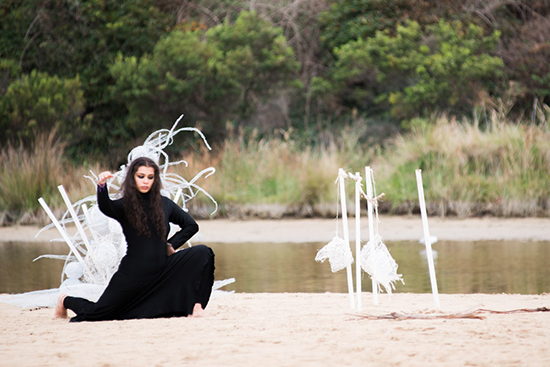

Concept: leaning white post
[[354, 172, 362, 311], [173, 188, 183, 206], [338, 168, 355, 309], [38, 197, 91, 278], [415, 169, 440, 308], [365, 166, 379, 305], [58, 185, 92, 249]]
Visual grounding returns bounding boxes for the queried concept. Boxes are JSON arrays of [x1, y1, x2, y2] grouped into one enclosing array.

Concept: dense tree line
[[1, 0, 549, 164]]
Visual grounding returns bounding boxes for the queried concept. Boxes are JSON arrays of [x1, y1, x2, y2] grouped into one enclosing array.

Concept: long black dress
[[63, 184, 215, 322]]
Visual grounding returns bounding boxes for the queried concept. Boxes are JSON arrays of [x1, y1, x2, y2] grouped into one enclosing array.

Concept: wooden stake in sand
[[338, 169, 356, 309], [415, 169, 440, 308]]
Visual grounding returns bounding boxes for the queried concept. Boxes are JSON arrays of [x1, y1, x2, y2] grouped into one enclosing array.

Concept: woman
[[55, 157, 215, 321]]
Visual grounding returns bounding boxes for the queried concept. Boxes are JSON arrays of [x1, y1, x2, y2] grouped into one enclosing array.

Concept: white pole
[[365, 167, 379, 305], [81, 204, 91, 238], [173, 188, 183, 205], [38, 197, 91, 278], [415, 169, 440, 308], [58, 185, 92, 249], [338, 168, 355, 309], [354, 172, 362, 311], [58, 186, 107, 282]]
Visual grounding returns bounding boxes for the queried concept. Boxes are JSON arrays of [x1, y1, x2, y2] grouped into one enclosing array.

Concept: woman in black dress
[[55, 157, 215, 321]]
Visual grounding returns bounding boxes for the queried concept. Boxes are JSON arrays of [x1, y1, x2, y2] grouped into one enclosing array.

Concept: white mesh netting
[[359, 235, 404, 294], [315, 236, 354, 273]]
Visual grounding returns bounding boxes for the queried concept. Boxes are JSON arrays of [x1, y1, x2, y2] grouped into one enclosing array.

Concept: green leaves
[[324, 20, 503, 119], [0, 0, 171, 160], [0, 69, 84, 143], [1, 1, 547, 163], [110, 11, 299, 138]]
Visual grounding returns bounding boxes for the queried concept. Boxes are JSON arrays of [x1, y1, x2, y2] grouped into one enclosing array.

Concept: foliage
[[315, 20, 503, 119], [4, 112, 549, 221], [1, 0, 550, 170], [207, 11, 300, 113], [376, 114, 550, 216], [318, 0, 471, 52], [0, 58, 21, 134], [0, 132, 93, 224], [172, 124, 369, 216], [0, 59, 20, 93], [459, 1, 550, 108], [0, 70, 85, 144], [0, 0, 171, 160], [159, 0, 332, 132], [499, 16, 550, 107], [0, 0, 170, 89], [110, 11, 299, 140]]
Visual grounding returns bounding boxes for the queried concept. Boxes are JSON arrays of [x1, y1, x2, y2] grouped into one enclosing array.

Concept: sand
[[1, 217, 549, 366], [4, 215, 550, 243]]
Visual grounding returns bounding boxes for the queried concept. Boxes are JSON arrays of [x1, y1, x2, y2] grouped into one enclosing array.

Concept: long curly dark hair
[[121, 157, 166, 239]]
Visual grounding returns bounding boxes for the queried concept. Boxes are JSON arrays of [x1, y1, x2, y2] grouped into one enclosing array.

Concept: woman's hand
[[167, 244, 175, 256], [98, 171, 114, 185]]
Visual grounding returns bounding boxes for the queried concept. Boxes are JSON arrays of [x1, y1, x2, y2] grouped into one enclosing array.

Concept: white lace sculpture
[[0, 115, 234, 309]]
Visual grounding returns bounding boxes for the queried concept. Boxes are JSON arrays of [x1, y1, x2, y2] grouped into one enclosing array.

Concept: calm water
[[1, 240, 549, 294]]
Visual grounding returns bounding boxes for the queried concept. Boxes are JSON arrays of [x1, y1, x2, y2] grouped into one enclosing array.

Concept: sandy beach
[[4, 215, 550, 243], [1, 217, 549, 366]]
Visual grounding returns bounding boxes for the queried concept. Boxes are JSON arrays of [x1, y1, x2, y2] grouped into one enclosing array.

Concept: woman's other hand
[[167, 244, 175, 256], [98, 171, 114, 185]]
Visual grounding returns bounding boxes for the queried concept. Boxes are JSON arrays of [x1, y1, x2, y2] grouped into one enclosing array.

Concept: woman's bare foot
[[190, 303, 210, 318], [54, 293, 68, 319]]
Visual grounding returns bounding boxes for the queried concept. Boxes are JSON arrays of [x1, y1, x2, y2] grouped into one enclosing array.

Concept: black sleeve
[[97, 183, 124, 221], [165, 198, 199, 249]]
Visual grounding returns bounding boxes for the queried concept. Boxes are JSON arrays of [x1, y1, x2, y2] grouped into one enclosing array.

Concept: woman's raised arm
[[97, 171, 123, 220]]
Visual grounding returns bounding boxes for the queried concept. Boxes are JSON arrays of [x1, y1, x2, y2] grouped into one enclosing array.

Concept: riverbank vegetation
[[2, 1, 550, 223], [1, 114, 548, 224]]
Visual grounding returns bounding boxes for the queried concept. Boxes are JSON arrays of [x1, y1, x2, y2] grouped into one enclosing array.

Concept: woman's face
[[134, 166, 155, 193]]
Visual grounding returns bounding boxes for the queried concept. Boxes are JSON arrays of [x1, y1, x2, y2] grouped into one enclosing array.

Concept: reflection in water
[[1, 240, 549, 295], [0, 242, 67, 293]]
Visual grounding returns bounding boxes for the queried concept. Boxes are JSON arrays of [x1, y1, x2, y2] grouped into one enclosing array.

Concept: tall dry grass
[[375, 113, 550, 216], [0, 133, 94, 225], [177, 125, 371, 218], [2, 114, 548, 223]]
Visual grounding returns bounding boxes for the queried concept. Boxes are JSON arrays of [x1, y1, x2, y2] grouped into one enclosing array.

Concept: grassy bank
[[0, 133, 96, 225], [1, 115, 549, 225], [376, 115, 550, 217], [178, 124, 375, 218]]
